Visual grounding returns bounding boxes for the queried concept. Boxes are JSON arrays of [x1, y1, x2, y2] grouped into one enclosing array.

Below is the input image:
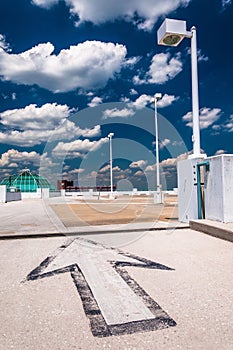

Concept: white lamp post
[[108, 132, 114, 198], [152, 93, 163, 203], [157, 18, 203, 158]]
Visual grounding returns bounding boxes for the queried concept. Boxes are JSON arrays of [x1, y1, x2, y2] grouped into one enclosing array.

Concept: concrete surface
[[0, 197, 186, 239], [0, 197, 233, 349], [0, 198, 64, 236], [0, 229, 232, 350], [1, 197, 233, 245]]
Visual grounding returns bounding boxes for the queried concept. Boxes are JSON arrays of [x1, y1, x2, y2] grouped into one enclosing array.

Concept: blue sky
[[0, 0, 232, 190]]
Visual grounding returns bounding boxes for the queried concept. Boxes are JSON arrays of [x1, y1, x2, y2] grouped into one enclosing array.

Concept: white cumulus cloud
[[32, 0, 58, 8], [215, 149, 226, 155], [0, 150, 57, 179], [0, 103, 101, 146], [52, 137, 108, 158], [128, 93, 178, 110], [0, 34, 11, 52], [102, 107, 135, 119], [0, 40, 127, 92], [158, 94, 179, 108], [130, 160, 147, 168], [130, 88, 138, 95], [0, 103, 73, 130], [99, 164, 111, 173], [186, 48, 208, 62], [32, 0, 191, 31], [129, 94, 152, 109], [223, 114, 233, 132], [0, 121, 101, 147], [133, 52, 183, 85], [182, 107, 222, 129], [221, 0, 232, 10], [0, 149, 41, 168], [88, 96, 103, 108], [159, 138, 171, 150]]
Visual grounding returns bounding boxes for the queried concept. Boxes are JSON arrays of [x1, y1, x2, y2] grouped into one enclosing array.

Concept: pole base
[[154, 191, 164, 204], [109, 192, 116, 200]]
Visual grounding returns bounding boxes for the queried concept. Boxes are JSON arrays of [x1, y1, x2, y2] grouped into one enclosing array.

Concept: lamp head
[[155, 93, 162, 100], [108, 132, 114, 138], [157, 18, 188, 47]]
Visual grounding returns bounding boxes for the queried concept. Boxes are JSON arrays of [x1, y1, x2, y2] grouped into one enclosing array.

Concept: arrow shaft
[[43, 240, 155, 324], [78, 254, 155, 325]]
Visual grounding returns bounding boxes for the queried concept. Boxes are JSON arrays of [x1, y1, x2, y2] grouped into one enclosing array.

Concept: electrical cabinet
[[177, 157, 204, 223], [204, 155, 233, 223]]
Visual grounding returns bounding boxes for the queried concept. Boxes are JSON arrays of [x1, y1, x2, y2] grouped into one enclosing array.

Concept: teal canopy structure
[[0, 169, 52, 192]]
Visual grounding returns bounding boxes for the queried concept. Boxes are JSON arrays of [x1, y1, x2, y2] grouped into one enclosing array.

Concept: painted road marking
[[27, 238, 176, 337]]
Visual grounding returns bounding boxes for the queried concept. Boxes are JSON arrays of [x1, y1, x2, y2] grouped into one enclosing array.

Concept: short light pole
[[152, 93, 163, 203], [108, 132, 114, 198], [157, 18, 203, 158]]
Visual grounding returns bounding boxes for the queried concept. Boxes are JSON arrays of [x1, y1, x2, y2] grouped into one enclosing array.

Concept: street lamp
[[157, 18, 203, 158], [108, 132, 114, 198], [152, 93, 163, 203]]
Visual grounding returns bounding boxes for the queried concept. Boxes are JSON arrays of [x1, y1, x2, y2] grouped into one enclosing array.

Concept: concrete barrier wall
[[63, 190, 176, 197], [21, 188, 50, 199], [49, 191, 61, 198], [0, 185, 7, 203], [21, 191, 41, 199], [64, 190, 154, 197], [6, 192, 21, 202], [0, 185, 21, 203]]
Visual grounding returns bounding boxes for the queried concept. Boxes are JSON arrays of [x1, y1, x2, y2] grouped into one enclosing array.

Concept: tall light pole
[[152, 93, 163, 203], [108, 132, 114, 198], [157, 18, 203, 158]]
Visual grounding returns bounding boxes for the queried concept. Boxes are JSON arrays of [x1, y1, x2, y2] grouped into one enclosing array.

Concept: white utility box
[[178, 157, 205, 223], [204, 154, 233, 223]]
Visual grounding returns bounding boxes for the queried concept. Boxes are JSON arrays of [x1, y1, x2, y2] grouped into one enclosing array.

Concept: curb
[[190, 220, 233, 243], [0, 224, 190, 240]]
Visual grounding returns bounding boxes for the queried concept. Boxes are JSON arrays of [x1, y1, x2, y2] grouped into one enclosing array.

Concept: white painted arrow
[[27, 238, 175, 336]]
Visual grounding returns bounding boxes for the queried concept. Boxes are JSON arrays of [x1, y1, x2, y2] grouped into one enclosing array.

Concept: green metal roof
[[0, 169, 52, 192]]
